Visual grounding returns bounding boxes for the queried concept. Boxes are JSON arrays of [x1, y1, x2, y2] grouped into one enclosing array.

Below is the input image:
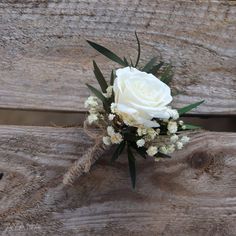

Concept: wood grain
[[0, 0, 235, 114], [0, 126, 235, 235]]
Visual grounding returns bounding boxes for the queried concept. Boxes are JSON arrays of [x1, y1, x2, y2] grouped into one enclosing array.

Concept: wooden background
[[0, 0, 236, 235]]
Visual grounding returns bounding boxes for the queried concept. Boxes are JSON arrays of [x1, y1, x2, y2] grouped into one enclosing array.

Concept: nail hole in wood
[[0, 173, 3, 180]]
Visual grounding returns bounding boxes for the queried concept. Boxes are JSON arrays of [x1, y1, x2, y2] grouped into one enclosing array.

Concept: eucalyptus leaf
[[111, 141, 126, 163], [134, 31, 141, 68], [93, 60, 108, 93], [127, 146, 136, 189], [178, 100, 204, 116], [87, 40, 126, 66]]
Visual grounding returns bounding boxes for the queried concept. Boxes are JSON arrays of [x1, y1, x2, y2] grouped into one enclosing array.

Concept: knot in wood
[[189, 152, 213, 170]]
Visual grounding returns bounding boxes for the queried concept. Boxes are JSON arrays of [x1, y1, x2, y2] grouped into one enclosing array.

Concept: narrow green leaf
[[149, 61, 164, 75], [86, 84, 109, 110], [130, 57, 134, 67], [178, 100, 204, 116], [87, 40, 126, 66], [142, 57, 157, 72], [127, 146, 136, 189], [123, 57, 130, 66], [93, 61, 108, 93], [111, 141, 126, 163], [130, 143, 146, 159], [135, 147, 147, 159], [157, 152, 171, 159], [134, 31, 141, 68], [160, 64, 173, 85], [183, 124, 202, 130], [171, 89, 180, 97], [110, 70, 115, 86]]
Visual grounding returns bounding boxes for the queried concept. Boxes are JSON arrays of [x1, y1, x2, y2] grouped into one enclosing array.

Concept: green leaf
[[134, 31, 141, 68], [157, 152, 171, 159], [127, 146, 136, 189], [93, 61, 108, 93], [135, 147, 147, 159], [171, 89, 180, 97], [110, 70, 115, 86], [149, 61, 164, 75], [183, 124, 202, 130], [178, 100, 204, 116], [86, 84, 109, 110], [87, 40, 126, 66], [123, 57, 130, 67], [130, 143, 146, 159], [111, 141, 126, 163], [160, 64, 174, 84], [142, 57, 157, 72], [130, 57, 134, 67]]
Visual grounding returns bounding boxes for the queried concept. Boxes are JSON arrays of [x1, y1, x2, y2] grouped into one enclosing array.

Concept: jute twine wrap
[[63, 121, 108, 185]]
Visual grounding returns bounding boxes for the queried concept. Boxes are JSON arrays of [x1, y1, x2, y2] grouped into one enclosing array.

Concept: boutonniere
[[63, 33, 204, 188]]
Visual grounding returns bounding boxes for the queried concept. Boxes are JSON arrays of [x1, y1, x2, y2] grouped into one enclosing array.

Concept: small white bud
[[103, 136, 111, 146], [106, 86, 113, 98], [137, 127, 147, 136], [179, 120, 184, 126], [181, 136, 190, 144], [176, 141, 183, 150], [110, 103, 117, 113], [110, 133, 123, 144], [107, 126, 115, 136], [167, 144, 175, 154], [167, 121, 178, 134], [84, 96, 99, 108], [108, 114, 115, 121], [87, 114, 98, 124], [159, 146, 168, 154], [136, 139, 145, 147], [170, 134, 179, 143], [146, 146, 158, 156]]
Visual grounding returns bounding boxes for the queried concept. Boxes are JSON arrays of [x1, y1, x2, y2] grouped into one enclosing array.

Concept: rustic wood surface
[[0, 0, 236, 114], [0, 126, 235, 235]]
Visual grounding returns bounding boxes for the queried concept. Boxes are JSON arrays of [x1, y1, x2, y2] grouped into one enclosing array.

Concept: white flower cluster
[[134, 119, 190, 158], [84, 96, 103, 124], [103, 126, 123, 146]]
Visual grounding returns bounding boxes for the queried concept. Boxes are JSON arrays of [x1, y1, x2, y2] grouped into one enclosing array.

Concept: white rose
[[113, 67, 173, 127]]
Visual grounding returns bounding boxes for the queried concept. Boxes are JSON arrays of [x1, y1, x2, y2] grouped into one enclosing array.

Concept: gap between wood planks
[[0, 109, 235, 132]]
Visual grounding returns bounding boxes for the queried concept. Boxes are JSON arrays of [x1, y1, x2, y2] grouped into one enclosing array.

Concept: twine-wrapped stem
[[63, 121, 107, 185]]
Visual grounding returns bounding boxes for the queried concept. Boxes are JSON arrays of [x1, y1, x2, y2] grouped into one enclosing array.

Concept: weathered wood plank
[[0, 126, 235, 235], [0, 0, 235, 114]]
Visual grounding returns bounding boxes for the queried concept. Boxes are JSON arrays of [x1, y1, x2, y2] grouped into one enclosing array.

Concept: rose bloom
[[113, 67, 173, 127]]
